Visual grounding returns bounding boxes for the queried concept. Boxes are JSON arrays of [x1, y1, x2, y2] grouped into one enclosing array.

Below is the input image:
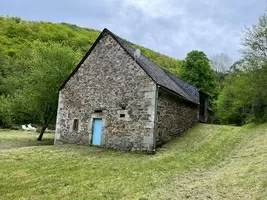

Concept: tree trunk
[[37, 103, 57, 141], [37, 123, 48, 141]]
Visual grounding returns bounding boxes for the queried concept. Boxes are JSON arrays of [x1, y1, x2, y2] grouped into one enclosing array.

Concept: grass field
[[0, 124, 267, 199]]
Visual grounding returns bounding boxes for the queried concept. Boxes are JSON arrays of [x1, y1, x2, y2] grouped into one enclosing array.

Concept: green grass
[[0, 124, 267, 199], [0, 130, 54, 149]]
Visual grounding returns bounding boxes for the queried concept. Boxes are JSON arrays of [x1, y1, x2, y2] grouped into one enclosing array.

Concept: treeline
[[0, 16, 99, 55], [0, 16, 182, 71], [216, 11, 267, 125], [215, 11, 267, 124], [178, 9, 267, 125]]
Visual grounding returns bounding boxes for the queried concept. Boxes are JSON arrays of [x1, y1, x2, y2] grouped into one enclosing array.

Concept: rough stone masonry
[[55, 32, 157, 151]]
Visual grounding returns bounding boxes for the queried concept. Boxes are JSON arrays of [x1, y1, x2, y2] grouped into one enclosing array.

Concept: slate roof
[[163, 69, 199, 103], [60, 28, 200, 105], [108, 29, 200, 104]]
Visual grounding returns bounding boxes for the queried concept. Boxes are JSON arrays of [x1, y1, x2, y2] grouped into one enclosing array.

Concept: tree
[[14, 42, 81, 140], [215, 63, 267, 124], [241, 9, 267, 121], [216, 8, 267, 124], [179, 50, 218, 99], [210, 53, 233, 73], [215, 70, 254, 125], [241, 10, 267, 65], [210, 53, 233, 88], [0, 96, 12, 127]]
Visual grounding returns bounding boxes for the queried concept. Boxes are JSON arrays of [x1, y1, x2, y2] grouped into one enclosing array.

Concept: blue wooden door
[[92, 119, 102, 145]]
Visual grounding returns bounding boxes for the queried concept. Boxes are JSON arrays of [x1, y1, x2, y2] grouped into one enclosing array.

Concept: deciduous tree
[[15, 42, 81, 140], [179, 50, 218, 99]]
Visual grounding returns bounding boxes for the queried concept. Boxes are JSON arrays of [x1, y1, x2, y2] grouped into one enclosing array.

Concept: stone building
[[54, 28, 209, 152]]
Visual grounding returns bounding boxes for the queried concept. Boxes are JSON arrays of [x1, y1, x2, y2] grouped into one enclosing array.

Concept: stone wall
[[156, 89, 199, 146], [55, 32, 156, 151]]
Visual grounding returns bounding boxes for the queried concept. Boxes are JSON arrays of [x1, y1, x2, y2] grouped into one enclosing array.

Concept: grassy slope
[[0, 124, 267, 199]]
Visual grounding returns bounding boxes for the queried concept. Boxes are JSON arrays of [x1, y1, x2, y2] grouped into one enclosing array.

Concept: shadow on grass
[[0, 131, 54, 150], [0, 138, 54, 150]]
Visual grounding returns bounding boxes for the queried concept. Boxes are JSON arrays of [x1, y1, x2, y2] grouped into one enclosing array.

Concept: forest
[[0, 9, 267, 139]]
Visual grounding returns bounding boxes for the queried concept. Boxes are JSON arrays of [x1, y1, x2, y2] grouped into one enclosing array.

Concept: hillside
[[0, 16, 182, 74], [0, 123, 267, 199]]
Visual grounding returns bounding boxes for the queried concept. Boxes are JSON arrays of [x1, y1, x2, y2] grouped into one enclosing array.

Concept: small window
[[73, 119, 79, 131], [95, 110, 103, 113], [120, 114, 125, 118]]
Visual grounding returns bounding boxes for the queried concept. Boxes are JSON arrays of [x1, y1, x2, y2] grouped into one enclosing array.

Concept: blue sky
[[0, 0, 266, 61]]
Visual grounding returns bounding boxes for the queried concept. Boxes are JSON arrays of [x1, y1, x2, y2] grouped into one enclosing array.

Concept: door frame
[[88, 113, 105, 145]]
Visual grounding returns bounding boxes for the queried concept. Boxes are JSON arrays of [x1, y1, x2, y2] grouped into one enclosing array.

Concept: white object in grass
[[27, 124, 37, 131], [22, 125, 30, 131]]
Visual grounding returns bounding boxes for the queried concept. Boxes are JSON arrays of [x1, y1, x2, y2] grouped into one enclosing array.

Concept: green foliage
[[0, 96, 12, 127], [133, 44, 182, 75], [216, 65, 267, 125], [215, 70, 254, 125], [0, 16, 181, 70], [0, 16, 100, 54], [11, 42, 81, 138], [216, 9, 267, 124], [179, 50, 218, 99]]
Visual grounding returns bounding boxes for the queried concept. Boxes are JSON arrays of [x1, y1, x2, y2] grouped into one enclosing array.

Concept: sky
[[0, 0, 266, 61]]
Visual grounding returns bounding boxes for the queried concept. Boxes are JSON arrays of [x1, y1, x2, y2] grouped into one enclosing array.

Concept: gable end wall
[[54, 33, 156, 151]]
